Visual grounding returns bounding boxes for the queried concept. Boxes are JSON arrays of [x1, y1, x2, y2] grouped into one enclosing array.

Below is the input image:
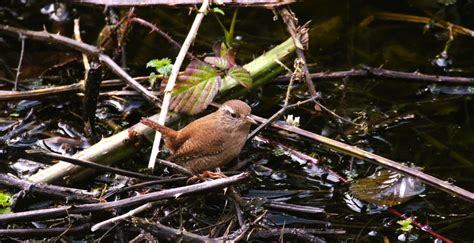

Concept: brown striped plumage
[[141, 100, 253, 174]]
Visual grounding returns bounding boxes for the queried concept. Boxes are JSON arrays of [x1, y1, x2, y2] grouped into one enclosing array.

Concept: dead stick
[[148, 0, 210, 170], [275, 66, 474, 85], [250, 115, 474, 202], [0, 24, 160, 105], [0, 173, 248, 224], [279, 8, 321, 111]]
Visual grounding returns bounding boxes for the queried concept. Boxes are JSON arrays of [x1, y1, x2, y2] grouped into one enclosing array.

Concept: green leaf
[[397, 219, 414, 232], [0, 192, 11, 207], [171, 61, 221, 115], [0, 192, 12, 214], [212, 7, 225, 16], [147, 58, 173, 78], [148, 72, 157, 87], [146, 58, 171, 69], [225, 66, 252, 89], [204, 56, 229, 70]]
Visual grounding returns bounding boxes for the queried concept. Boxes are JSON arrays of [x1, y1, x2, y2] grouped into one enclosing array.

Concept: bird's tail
[[141, 118, 177, 138]]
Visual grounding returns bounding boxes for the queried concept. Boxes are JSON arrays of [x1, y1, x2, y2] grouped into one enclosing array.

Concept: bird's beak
[[245, 115, 257, 124]]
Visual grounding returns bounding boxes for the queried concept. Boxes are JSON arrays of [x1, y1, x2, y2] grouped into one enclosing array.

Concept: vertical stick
[[148, 0, 210, 170]]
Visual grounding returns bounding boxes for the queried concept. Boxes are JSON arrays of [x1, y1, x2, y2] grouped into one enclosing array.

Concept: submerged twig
[[147, 0, 210, 170]]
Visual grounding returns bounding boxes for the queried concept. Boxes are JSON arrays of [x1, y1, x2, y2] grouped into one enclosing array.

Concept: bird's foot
[[186, 171, 227, 184]]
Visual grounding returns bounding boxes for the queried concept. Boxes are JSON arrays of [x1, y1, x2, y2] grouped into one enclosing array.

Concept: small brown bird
[[141, 100, 254, 174]]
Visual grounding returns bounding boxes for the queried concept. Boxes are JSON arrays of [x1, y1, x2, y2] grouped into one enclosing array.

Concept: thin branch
[[0, 173, 98, 203], [0, 173, 249, 224], [0, 24, 160, 105], [92, 202, 155, 232], [14, 34, 25, 91], [250, 114, 474, 202], [130, 17, 201, 62], [65, 0, 296, 7], [275, 66, 474, 85], [73, 18, 90, 78], [279, 8, 321, 111], [24, 150, 163, 180], [247, 97, 316, 139], [148, 0, 210, 170]]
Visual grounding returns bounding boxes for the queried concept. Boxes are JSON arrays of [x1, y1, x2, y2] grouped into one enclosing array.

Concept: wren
[[141, 100, 254, 174]]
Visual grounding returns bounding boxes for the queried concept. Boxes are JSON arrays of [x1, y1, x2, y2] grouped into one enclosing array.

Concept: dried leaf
[[349, 169, 425, 207]]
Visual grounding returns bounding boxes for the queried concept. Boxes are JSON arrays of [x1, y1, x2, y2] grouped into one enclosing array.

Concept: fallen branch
[[0, 24, 160, 105], [65, 0, 296, 7], [275, 65, 474, 85], [0, 173, 248, 224], [0, 173, 98, 203], [24, 150, 163, 180], [250, 114, 474, 202]]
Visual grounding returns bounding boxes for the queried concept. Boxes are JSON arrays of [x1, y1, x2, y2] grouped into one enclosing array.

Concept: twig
[[73, 18, 90, 78], [274, 66, 474, 85], [0, 173, 249, 224], [147, 0, 210, 170], [279, 8, 321, 111], [387, 208, 453, 243], [133, 217, 213, 242], [250, 114, 474, 202], [130, 17, 200, 62], [65, 0, 296, 7], [247, 97, 316, 139], [0, 173, 98, 203], [0, 81, 84, 101], [91, 202, 155, 232], [0, 223, 93, 237], [14, 34, 25, 91], [0, 24, 160, 105], [25, 150, 162, 180], [365, 12, 474, 37], [158, 159, 194, 176]]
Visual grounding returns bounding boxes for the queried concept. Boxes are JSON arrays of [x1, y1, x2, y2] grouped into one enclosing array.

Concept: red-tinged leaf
[[169, 61, 221, 115], [204, 56, 229, 70], [225, 66, 252, 89]]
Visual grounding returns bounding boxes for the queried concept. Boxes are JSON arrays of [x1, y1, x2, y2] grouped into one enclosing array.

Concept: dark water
[[1, 0, 473, 242]]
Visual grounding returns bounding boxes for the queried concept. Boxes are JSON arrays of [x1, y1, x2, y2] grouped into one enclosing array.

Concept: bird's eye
[[230, 112, 239, 118]]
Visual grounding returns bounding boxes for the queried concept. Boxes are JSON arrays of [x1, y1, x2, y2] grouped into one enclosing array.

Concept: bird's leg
[[186, 168, 226, 184], [201, 167, 226, 179]]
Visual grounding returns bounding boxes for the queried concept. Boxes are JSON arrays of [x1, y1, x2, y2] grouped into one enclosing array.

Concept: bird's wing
[[169, 119, 225, 165]]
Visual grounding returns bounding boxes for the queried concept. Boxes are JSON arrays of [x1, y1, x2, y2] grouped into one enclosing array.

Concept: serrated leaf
[[170, 61, 221, 115], [204, 56, 229, 70], [349, 170, 425, 207], [226, 66, 252, 88], [146, 58, 172, 69]]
